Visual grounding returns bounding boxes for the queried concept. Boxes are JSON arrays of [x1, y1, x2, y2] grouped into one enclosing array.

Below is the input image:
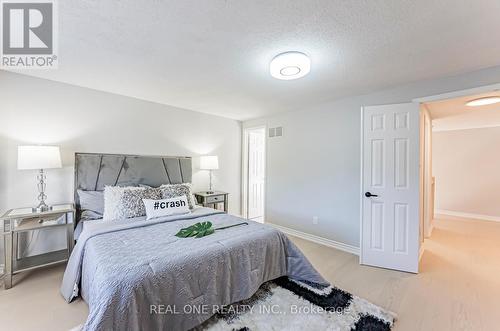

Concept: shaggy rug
[[193, 277, 396, 331], [69, 277, 396, 331]]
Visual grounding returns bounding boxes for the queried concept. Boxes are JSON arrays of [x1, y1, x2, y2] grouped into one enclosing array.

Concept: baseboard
[[268, 223, 360, 256], [419, 245, 425, 261], [424, 221, 434, 239], [436, 210, 500, 223]]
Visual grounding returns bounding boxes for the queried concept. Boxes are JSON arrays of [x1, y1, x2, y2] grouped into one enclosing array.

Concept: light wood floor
[[1, 215, 499, 331]]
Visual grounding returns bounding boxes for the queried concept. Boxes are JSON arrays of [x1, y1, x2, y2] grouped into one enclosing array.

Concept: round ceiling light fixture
[[465, 96, 500, 107], [270, 51, 311, 80]]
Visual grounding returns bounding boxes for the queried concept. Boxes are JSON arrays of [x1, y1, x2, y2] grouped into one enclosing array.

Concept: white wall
[[0, 71, 241, 265], [433, 126, 500, 219], [244, 65, 500, 248]]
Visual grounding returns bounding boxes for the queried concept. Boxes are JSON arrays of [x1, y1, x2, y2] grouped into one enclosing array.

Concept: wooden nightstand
[[194, 191, 229, 213], [1, 204, 75, 289]]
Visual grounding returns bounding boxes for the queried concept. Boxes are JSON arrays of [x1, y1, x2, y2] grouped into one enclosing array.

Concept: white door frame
[[242, 125, 267, 220], [359, 82, 500, 268], [421, 104, 433, 239], [414, 83, 500, 240], [412, 83, 500, 103], [359, 107, 365, 264]]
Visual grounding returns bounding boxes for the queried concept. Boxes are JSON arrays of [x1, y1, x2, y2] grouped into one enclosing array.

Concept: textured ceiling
[[426, 91, 500, 131], [8, 0, 500, 120]]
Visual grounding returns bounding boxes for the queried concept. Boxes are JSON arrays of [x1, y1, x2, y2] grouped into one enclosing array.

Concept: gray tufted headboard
[[74, 153, 192, 224]]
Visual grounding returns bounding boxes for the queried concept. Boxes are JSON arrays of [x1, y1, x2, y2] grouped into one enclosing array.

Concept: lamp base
[[32, 201, 52, 213], [205, 191, 215, 194], [32, 206, 52, 213], [33, 169, 52, 213]]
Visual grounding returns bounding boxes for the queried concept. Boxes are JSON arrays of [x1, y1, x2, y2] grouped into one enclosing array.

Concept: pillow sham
[[103, 186, 160, 221], [77, 190, 104, 221], [158, 183, 196, 209], [143, 196, 190, 220], [121, 187, 162, 218]]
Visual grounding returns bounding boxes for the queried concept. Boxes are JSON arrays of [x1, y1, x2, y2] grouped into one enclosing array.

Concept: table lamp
[[199, 155, 219, 194], [17, 145, 62, 212]]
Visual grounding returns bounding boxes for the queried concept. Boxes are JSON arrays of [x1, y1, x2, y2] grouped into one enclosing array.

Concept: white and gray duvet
[[61, 208, 327, 331]]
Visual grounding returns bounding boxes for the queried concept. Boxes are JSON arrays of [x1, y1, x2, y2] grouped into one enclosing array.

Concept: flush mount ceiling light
[[270, 51, 311, 80], [465, 96, 500, 107]]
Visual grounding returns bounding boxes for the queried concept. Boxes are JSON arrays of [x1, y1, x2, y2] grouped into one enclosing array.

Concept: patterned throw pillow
[[103, 186, 160, 221], [121, 187, 162, 218], [158, 183, 196, 209]]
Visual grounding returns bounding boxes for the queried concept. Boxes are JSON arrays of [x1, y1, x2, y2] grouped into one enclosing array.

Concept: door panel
[[394, 203, 409, 253], [394, 138, 409, 188], [362, 103, 420, 273], [370, 201, 384, 250], [247, 128, 265, 220], [371, 140, 385, 187]]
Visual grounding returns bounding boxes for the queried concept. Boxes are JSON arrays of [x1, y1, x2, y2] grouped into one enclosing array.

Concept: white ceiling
[[8, 0, 500, 120], [425, 91, 500, 131]]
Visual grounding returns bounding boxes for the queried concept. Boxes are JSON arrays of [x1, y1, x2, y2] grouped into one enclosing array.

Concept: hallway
[[291, 214, 500, 331]]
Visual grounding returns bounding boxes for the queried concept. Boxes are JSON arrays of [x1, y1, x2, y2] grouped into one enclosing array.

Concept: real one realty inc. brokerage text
[[150, 304, 350, 315]]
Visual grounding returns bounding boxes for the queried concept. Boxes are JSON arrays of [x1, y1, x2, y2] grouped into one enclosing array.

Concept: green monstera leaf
[[175, 221, 249, 239], [175, 221, 215, 238]]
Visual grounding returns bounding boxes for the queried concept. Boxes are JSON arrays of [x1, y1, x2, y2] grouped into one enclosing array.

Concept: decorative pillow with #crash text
[[143, 196, 190, 220]]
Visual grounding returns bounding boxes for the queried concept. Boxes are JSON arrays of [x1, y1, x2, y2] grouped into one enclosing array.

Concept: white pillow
[[103, 186, 144, 221], [143, 196, 190, 220]]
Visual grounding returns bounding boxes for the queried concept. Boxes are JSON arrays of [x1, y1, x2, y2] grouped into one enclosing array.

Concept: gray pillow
[[159, 183, 196, 209], [77, 190, 104, 221], [103, 186, 158, 221], [121, 187, 162, 218]]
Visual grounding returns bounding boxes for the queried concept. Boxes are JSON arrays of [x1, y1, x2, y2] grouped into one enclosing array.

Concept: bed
[[61, 153, 327, 331]]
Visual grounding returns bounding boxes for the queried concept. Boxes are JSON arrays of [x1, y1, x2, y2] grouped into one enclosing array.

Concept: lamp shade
[[18, 145, 62, 170], [199, 155, 219, 170]]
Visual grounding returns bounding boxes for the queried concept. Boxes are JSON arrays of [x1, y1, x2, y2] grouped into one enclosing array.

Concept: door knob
[[365, 192, 379, 198]]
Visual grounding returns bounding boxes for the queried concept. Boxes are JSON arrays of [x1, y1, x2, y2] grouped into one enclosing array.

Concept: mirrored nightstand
[[194, 191, 229, 213], [1, 203, 75, 289]]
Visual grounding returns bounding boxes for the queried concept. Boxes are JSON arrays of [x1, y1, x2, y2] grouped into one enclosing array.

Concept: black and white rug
[[194, 277, 396, 331]]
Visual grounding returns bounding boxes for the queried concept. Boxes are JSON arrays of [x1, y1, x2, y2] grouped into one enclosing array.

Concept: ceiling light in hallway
[[465, 96, 500, 107]]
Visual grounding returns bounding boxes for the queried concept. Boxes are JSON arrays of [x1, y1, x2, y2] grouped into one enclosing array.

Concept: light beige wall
[[433, 126, 500, 218]]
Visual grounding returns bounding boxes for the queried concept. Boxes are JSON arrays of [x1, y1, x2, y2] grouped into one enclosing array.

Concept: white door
[[247, 128, 265, 220], [361, 103, 420, 273]]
